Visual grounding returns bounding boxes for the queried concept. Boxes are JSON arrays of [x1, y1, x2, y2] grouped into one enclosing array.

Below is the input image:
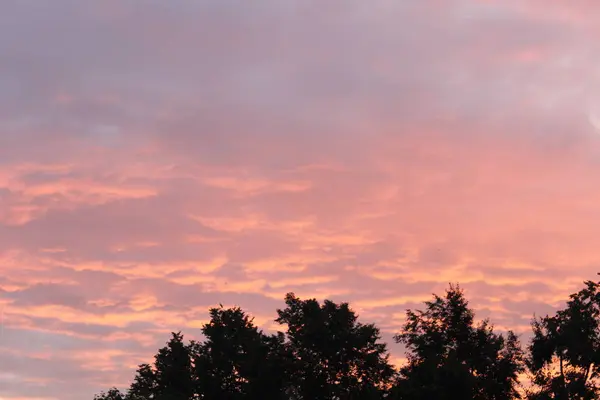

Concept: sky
[[2, 0, 600, 398]]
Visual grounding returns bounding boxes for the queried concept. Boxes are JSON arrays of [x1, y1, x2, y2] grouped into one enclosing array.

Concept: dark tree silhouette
[[127, 363, 157, 399], [153, 332, 195, 400], [527, 280, 600, 400], [275, 292, 395, 400], [126, 332, 195, 400], [392, 284, 524, 400], [193, 305, 293, 399], [93, 387, 125, 400], [94, 286, 596, 400]]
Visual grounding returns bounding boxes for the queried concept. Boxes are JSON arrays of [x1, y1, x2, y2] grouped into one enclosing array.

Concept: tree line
[[95, 279, 600, 400]]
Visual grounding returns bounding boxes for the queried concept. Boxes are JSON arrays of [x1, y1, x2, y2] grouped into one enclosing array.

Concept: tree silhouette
[[527, 280, 600, 399], [193, 305, 293, 399], [126, 332, 194, 400], [93, 387, 125, 400], [127, 363, 157, 399], [153, 332, 195, 400], [275, 292, 395, 400], [392, 284, 524, 400], [97, 284, 600, 400]]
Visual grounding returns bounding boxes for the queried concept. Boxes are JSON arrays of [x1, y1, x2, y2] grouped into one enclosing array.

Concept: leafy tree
[[393, 284, 524, 400], [126, 332, 195, 400], [94, 387, 125, 400], [527, 280, 600, 400], [193, 305, 293, 399], [153, 332, 195, 400], [275, 292, 395, 400], [127, 363, 157, 399]]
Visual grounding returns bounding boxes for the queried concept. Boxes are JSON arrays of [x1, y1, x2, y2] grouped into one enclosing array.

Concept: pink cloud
[[3, 0, 600, 399]]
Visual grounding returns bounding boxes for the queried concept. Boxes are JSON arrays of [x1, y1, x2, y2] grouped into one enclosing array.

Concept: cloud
[[3, 0, 600, 399]]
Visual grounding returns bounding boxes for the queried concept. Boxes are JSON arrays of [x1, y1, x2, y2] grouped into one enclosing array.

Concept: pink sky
[[3, 1, 600, 398]]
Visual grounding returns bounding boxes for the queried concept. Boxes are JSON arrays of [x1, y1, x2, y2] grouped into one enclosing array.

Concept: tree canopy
[[392, 285, 524, 400], [275, 293, 395, 400], [94, 280, 600, 400], [527, 280, 600, 400]]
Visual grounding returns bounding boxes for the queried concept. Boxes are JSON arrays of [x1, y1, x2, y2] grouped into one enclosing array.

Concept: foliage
[[126, 332, 194, 400], [392, 284, 524, 400], [193, 305, 293, 399], [93, 387, 125, 400], [94, 280, 600, 400], [526, 280, 600, 400], [275, 293, 395, 400]]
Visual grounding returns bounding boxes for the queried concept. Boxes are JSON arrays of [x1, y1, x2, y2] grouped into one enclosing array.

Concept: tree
[[126, 332, 195, 400], [153, 332, 195, 400], [127, 363, 157, 399], [94, 388, 125, 400], [193, 305, 293, 399], [275, 292, 395, 400], [393, 284, 524, 400], [527, 280, 600, 400]]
